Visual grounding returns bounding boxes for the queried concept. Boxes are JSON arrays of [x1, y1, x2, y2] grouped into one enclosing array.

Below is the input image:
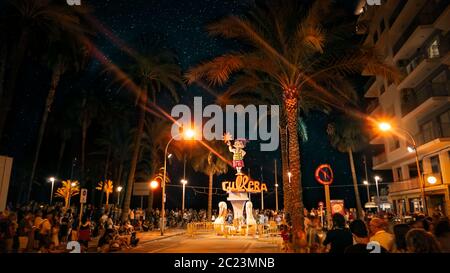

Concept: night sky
[[2, 0, 392, 210]]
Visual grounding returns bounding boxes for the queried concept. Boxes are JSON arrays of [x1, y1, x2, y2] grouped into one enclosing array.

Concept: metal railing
[[416, 122, 450, 146], [373, 152, 387, 166], [401, 83, 450, 117], [389, 177, 421, 193]]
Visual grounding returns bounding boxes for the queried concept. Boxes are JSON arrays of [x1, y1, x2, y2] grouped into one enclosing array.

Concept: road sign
[[80, 188, 87, 203], [133, 182, 150, 196], [315, 164, 334, 185]]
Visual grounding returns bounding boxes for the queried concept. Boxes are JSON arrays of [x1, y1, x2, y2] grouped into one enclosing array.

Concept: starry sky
[[2, 0, 393, 209]]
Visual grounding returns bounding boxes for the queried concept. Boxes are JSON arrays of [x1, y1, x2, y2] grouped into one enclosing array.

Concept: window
[[427, 38, 440, 58], [430, 156, 441, 173], [421, 121, 434, 143]]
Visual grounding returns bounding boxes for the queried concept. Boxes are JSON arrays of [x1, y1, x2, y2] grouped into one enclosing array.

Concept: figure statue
[[223, 132, 246, 175], [214, 201, 228, 235], [245, 201, 257, 236]]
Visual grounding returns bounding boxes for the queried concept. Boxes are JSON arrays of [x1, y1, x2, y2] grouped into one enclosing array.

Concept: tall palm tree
[[190, 141, 230, 220], [24, 2, 93, 202], [327, 114, 368, 220], [110, 36, 184, 221], [186, 0, 399, 249], [0, 0, 92, 145]]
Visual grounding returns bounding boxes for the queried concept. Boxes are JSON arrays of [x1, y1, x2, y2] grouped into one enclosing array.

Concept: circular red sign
[[315, 164, 334, 185]]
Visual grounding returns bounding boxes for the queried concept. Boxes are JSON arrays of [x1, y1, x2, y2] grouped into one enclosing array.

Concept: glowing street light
[[116, 186, 123, 206], [48, 177, 56, 205], [363, 180, 370, 203], [376, 121, 427, 214], [150, 180, 159, 189], [181, 179, 187, 211], [407, 146, 415, 153], [374, 176, 381, 212], [161, 127, 196, 235]]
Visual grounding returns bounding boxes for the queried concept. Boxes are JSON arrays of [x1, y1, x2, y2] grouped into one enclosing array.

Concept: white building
[[356, 0, 450, 216]]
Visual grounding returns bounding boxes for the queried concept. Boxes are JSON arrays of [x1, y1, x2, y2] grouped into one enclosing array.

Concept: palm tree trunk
[[348, 148, 363, 219], [26, 62, 63, 201], [207, 171, 213, 221], [121, 89, 147, 221], [284, 93, 305, 252], [280, 124, 291, 213], [56, 137, 67, 177]]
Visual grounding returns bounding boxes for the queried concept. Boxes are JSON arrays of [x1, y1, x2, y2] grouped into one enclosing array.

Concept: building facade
[[356, 0, 450, 216]]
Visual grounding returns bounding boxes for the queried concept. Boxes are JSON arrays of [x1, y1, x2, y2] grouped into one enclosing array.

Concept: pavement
[[124, 232, 282, 253]]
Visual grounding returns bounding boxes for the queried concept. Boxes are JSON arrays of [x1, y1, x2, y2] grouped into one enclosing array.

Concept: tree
[[55, 180, 80, 209], [190, 141, 230, 220], [23, 1, 93, 202], [327, 115, 368, 219], [96, 180, 114, 208], [109, 35, 184, 221], [186, 0, 399, 250]]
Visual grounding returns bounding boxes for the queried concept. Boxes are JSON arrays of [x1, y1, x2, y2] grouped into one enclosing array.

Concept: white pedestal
[[227, 191, 249, 222]]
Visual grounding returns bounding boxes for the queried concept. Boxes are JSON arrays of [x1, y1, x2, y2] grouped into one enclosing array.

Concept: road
[[125, 233, 282, 253]]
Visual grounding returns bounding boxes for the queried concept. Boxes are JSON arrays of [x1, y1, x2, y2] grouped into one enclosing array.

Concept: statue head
[[234, 139, 246, 149]]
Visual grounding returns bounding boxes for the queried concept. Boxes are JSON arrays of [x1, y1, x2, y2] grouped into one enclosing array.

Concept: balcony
[[393, 1, 448, 61], [416, 122, 450, 146], [389, 177, 420, 194], [373, 152, 387, 166], [401, 83, 450, 117]]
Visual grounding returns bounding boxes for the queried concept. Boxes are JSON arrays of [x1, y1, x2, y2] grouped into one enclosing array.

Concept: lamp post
[[374, 176, 381, 212], [181, 179, 187, 212], [161, 128, 195, 236], [363, 180, 370, 203], [116, 186, 123, 206], [48, 177, 56, 205], [378, 122, 427, 214]]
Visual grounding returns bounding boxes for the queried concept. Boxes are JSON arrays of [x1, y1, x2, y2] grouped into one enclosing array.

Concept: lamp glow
[[407, 146, 415, 153], [150, 180, 159, 189], [427, 176, 437, 185], [117, 186, 123, 192], [49, 177, 55, 183], [363, 180, 368, 185], [378, 122, 392, 132], [184, 129, 195, 139], [287, 172, 292, 178], [180, 179, 187, 185]]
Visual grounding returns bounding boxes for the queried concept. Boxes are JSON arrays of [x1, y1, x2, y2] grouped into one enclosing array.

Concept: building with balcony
[[356, 0, 450, 217]]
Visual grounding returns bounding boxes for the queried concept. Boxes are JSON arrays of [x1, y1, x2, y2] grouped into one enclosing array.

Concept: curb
[[138, 231, 186, 244]]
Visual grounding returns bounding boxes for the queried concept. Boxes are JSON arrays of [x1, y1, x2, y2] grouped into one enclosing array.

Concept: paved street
[[125, 232, 282, 253]]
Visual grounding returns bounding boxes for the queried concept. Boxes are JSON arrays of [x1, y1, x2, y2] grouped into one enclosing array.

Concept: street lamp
[[48, 177, 56, 205], [363, 180, 370, 203], [287, 171, 292, 183], [150, 180, 159, 190], [378, 121, 427, 214], [181, 179, 187, 212], [427, 175, 437, 185], [374, 176, 381, 212], [116, 186, 123, 206], [161, 128, 195, 235]]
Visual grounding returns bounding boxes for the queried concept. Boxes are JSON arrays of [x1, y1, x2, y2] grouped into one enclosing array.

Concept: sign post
[[79, 189, 87, 228], [315, 164, 334, 229]]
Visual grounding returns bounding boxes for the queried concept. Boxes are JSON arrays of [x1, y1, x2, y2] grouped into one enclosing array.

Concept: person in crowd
[[78, 218, 91, 252], [323, 213, 353, 253], [18, 211, 33, 252], [305, 216, 324, 253], [369, 217, 394, 252], [434, 218, 450, 252], [345, 219, 370, 253], [5, 212, 18, 253], [38, 213, 52, 252], [392, 224, 410, 253], [405, 228, 441, 253]]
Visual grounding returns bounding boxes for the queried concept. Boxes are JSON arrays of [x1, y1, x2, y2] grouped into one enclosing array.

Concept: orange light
[[184, 129, 195, 139], [378, 122, 392, 132], [150, 180, 159, 189]]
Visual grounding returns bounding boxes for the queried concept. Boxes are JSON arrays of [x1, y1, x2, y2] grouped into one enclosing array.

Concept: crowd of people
[[296, 209, 450, 253], [1, 201, 450, 253]]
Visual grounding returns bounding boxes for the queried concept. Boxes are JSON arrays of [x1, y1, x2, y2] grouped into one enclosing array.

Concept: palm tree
[[327, 114, 368, 220], [190, 141, 230, 220], [110, 36, 184, 221], [96, 180, 114, 209], [0, 0, 92, 146], [55, 180, 80, 209], [186, 0, 399, 249], [23, 2, 93, 202]]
